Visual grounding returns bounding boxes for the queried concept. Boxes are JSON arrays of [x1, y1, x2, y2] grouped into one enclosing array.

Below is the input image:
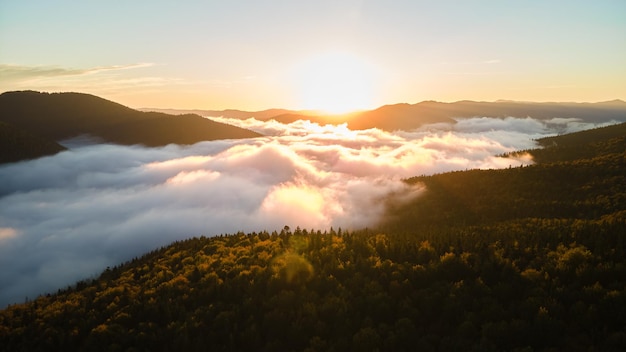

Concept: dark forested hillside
[[0, 91, 262, 162], [385, 123, 626, 231], [1, 123, 625, 351], [532, 122, 626, 163], [0, 121, 66, 163], [96, 113, 260, 147], [1, 223, 624, 351]]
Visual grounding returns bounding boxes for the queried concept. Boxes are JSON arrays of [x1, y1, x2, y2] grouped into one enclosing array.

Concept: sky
[[2, 115, 616, 306], [1, 0, 625, 112]]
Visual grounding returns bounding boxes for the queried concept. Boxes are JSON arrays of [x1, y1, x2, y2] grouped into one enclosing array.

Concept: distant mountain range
[[0, 91, 262, 163], [144, 99, 626, 131], [2, 91, 625, 164]]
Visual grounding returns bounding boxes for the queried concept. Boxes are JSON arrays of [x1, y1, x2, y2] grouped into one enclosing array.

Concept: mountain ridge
[[146, 99, 626, 131], [0, 91, 263, 163]]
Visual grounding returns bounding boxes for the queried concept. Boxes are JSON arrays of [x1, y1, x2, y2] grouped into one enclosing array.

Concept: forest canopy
[[1, 123, 625, 351]]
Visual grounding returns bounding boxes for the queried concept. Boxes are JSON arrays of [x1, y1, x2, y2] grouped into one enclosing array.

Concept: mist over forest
[[2, 0, 625, 349], [0, 109, 619, 307]]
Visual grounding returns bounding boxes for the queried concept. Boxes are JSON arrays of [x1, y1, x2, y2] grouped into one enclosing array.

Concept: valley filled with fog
[[0, 116, 616, 306]]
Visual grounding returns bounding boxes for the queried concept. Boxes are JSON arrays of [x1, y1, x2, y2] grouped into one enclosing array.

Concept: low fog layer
[[0, 116, 615, 306]]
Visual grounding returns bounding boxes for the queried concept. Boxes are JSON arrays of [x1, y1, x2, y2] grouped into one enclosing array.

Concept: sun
[[293, 52, 379, 114]]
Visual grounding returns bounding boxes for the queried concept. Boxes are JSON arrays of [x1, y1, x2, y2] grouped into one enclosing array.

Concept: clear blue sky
[[1, 0, 625, 111]]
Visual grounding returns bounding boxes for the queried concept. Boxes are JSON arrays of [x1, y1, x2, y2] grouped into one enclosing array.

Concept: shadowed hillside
[[96, 113, 263, 147], [383, 122, 626, 230], [531, 122, 626, 163], [1, 122, 624, 351], [142, 107, 318, 121], [0, 121, 66, 163], [0, 91, 262, 161]]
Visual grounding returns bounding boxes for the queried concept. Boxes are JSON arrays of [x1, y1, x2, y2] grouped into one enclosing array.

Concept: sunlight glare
[[293, 52, 379, 114]]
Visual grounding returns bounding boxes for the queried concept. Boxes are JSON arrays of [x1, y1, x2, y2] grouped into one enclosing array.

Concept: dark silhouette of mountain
[[147, 99, 626, 132], [0, 91, 262, 153], [140, 107, 321, 120], [0, 91, 148, 140], [349, 102, 456, 130], [423, 99, 626, 122], [347, 100, 626, 130], [95, 113, 262, 146], [1, 122, 625, 351], [0, 121, 66, 163]]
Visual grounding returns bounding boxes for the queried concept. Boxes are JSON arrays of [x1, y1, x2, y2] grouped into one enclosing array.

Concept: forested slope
[[0, 121, 66, 163], [0, 91, 262, 163], [385, 123, 626, 230], [1, 123, 625, 351]]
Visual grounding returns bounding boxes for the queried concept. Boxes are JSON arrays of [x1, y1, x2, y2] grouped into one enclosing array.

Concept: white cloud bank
[[0, 116, 612, 306]]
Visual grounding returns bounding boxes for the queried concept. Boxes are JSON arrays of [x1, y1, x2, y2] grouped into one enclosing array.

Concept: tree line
[[1, 123, 625, 351]]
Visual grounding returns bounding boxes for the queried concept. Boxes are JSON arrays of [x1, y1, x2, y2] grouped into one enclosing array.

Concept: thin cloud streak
[[0, 63, 167, 97], [0, 116, 610, 306], [0, 63, 154, 79]]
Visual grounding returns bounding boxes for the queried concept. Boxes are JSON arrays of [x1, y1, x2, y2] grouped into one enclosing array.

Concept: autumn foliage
[[1, 123, 625, 351]]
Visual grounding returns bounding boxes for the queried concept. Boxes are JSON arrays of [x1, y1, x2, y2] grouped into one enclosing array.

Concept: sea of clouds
[[0, 116, 615, 306]]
